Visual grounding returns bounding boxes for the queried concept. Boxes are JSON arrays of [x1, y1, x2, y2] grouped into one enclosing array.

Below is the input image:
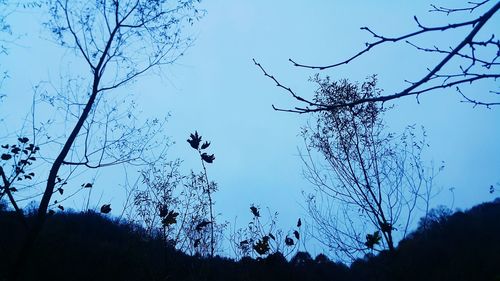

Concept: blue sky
[[2, 0, 499, 255]]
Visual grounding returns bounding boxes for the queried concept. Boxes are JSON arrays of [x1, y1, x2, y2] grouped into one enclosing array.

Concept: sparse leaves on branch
[[1, 137, 40, 218], [231, 204, 301, 259], [187, 131, 218, 257], [302, 77, 437, 260]]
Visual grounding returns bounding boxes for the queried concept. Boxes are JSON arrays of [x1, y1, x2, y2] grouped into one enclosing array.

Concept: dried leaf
[[365, 231, 382, 249], [253, 238, 270, 255], [161, 210, 179, 226], [201, 153, 215, 163], [250, 206, 260, 217], [187, 131, 202, 150], [195, 220, 212, 231], [200, 141, 210, 149], [100, 204, 112, 214], [1, 153, 11, 160], [159, 205, 169, 217]]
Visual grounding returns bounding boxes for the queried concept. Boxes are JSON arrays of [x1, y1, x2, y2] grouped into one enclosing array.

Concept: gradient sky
[[2, 0, 499, 255]]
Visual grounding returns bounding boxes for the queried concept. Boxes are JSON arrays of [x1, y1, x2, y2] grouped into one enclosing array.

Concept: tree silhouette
[[256, 1, 499, 112], [0, 1, 202, 279], [301, 76, 439, 261]]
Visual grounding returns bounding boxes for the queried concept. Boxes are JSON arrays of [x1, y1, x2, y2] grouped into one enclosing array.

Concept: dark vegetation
[[1, 199, 499, 281], [1, 2, 499, 281]]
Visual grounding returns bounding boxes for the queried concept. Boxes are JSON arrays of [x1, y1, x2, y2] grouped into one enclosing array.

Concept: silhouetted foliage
[[230, 204, 301, 260], [100, 204, 112, 214], [301, 76, 439, 260], [290, 251, 313, 267], [187, 131, 219, 257], [350, 198, 500, 281], [0, 1, 203, 279], [416, 204, 453, 232], [131, 158, 226, 257], [0, 198, 498, 281], [0, 198, 6, 212]]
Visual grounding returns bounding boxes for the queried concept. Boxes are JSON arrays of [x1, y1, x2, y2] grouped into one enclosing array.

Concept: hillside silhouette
[[1, 199, 499, 281]]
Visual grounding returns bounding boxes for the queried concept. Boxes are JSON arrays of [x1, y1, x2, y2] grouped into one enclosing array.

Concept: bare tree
[[301, 76, 439, 261], [0, 1, 202, 279], [255, 1, 499, 112]]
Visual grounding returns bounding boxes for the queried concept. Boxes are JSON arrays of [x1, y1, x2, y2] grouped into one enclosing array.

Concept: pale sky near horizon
[[1, 0, 499, 256]]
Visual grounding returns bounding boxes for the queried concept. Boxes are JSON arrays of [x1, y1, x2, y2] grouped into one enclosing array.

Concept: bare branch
[[457, 86, 500, 108], [288, 14, 485, 70], [259, 1, 499, 113], [429, 0, 490, 14]]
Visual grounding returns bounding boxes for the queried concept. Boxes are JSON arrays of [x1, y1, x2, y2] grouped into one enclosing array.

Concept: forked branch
[[257, 1, 499, 113]]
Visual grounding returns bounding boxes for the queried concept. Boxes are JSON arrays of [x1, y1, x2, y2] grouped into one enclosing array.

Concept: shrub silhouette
[[0, 198, 499, 281]]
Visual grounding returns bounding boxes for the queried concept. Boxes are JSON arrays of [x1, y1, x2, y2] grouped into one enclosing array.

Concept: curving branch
[[257, 1, 499, 113]]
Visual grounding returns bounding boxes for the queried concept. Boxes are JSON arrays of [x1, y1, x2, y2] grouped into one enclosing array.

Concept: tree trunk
[[7, 81, 100, 281]]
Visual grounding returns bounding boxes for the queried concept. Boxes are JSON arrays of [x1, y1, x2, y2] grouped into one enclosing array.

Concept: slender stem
[[199, 149, 215, 257]]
